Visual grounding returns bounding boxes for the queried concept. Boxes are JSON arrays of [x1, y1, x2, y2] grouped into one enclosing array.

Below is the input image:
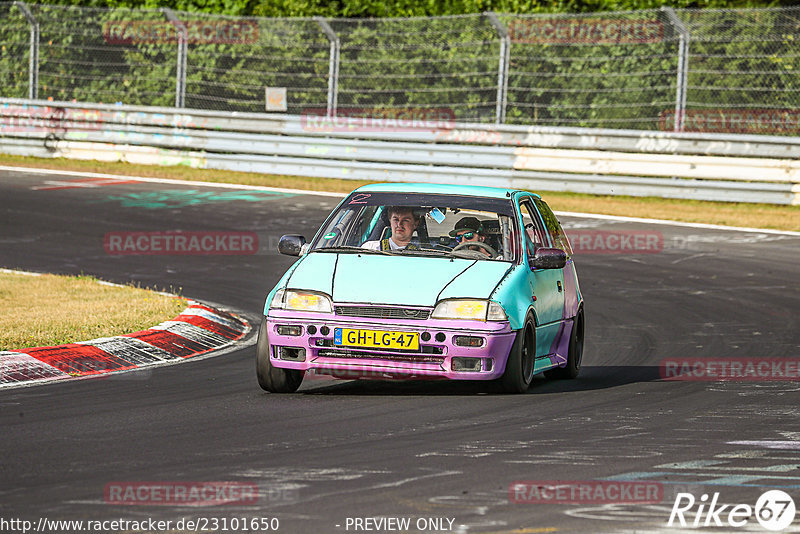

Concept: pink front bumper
[[265, 310, 516, 380]]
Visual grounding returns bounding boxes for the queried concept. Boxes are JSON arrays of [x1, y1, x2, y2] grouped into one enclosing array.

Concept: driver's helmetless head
[[387, 206, 419, 245]]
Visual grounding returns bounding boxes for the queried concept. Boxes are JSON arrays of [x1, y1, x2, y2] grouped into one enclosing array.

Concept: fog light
[[307, 325, 317, 335], [277, 325, 303, 336], [421, 332, 431, 342], [320, 326, 330, 336], [435, 332, 446, 342], [452, 357, 481, 372], [453, 335, 484, 347], [277, 347, 306, 361]]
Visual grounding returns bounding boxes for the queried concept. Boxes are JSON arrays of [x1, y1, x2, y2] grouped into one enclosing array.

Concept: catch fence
[[0, 3, 798, 133]]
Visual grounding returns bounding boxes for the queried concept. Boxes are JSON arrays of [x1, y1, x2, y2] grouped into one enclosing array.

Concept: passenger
[[450, 216, 493, 257], [362, 206, 420, 251]]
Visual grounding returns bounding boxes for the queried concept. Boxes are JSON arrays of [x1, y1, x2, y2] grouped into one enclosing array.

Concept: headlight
[[270, 289, 333, 313], [431, 299, 507, 321]]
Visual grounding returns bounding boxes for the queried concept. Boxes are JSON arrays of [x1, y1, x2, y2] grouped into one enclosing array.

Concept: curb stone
[[0, 301, 250, 389]]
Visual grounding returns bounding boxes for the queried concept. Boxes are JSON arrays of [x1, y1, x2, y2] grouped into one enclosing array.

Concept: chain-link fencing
[[1, 2, 799, 134]]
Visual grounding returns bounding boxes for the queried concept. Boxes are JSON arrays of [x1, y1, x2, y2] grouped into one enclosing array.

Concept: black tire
[[501, 321, 535, 393], [256, 316, 304, 393], [545, 308, 584, 380]]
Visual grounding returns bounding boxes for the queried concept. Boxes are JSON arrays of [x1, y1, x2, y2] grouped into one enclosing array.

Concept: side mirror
[[530, 247, 567, 270], [278, 235, 306, 257]]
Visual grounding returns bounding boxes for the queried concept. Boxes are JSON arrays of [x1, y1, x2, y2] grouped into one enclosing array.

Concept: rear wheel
[[545, 309, 584, 380], [501, 321, 535, 393], [256, 317, 304, 393]]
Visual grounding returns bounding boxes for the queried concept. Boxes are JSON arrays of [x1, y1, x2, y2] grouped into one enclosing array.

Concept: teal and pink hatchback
[[257, 183, 584, 393]]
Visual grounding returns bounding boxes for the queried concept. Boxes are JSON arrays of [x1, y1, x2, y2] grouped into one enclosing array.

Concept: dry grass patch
[[0, 272, 187, 350], [1, 153, 798, 232], [538, 191, 800, 232]]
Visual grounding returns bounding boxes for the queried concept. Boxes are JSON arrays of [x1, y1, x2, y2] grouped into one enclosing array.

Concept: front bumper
[[265, 308, 516, 380]]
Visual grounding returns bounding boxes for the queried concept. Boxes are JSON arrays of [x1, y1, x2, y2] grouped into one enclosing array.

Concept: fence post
[[484, 12, 510, 124], [162, 8, 187, 108], [661, 7, 690, 132], [14, 1, 39, 100], [315, 17, 340, 117]]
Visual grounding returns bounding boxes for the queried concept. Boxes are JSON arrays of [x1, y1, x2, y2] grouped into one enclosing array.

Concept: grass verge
[[0, 271, 187, 350], [1, 153, 798, 232]]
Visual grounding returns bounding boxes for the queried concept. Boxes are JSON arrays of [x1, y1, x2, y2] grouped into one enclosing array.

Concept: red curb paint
[[0, 352, 70, 383], [172, 314, 242, 339], [23, 344, 137, 375], [1, 301, 248, 389], [188, 303, 233, 317], [121, 330, 211, 358]]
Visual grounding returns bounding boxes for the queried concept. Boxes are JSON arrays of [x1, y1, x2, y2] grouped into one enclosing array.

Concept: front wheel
[[256, 316, 304, 393], [545, 309, 584, 380], [501, 322, 535, 393]]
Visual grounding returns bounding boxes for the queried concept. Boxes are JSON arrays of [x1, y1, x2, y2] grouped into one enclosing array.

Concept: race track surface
[[1, 169, 799, 534]]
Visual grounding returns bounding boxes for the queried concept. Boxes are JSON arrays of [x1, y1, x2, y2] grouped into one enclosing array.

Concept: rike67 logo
[[668, 490, 796, 531]]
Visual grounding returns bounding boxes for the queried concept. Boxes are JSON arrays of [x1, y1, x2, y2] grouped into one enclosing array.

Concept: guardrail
[[1, 98, 798, 205]]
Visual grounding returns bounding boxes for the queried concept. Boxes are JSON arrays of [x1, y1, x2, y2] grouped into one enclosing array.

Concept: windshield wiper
[[311, 246, 390, 255], [397, 248, 452, 257], [448, 249, 494, 260]]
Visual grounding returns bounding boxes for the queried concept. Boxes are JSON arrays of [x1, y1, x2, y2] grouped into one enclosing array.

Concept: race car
[[257, 183, 584, 393]]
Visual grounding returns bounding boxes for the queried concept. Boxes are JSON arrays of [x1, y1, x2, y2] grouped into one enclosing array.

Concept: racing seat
[[480, 219, 503, 255]]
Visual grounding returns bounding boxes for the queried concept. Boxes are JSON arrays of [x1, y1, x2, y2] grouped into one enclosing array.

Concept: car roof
[[353, 182, 541, 200]]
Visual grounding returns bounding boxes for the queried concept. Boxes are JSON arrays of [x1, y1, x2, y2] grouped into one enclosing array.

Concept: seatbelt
[[380, 239, 418, 251]]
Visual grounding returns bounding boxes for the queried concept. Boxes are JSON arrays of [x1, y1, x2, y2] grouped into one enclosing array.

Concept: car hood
[[284, 252, 511, 307]]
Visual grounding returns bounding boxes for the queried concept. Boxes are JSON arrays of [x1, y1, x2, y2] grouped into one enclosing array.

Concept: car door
[[518, 197, 565, 358], [533, 197, 580, 322]]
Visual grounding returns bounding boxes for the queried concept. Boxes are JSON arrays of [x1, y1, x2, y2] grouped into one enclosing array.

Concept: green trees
[[25, 0, 782, 18], [1, 0, 796, 134]]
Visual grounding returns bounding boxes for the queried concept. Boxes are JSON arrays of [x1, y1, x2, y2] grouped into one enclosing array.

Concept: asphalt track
[[1, 168, 799, 534]]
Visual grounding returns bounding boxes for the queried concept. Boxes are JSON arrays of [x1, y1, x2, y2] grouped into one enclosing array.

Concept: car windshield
[[309, 192, 519, 262]]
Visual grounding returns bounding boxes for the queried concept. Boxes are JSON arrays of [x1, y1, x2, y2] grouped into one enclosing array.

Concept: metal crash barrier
[[1, 98, 798, 205]]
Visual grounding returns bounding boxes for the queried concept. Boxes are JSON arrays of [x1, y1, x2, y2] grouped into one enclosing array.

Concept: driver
[[361, 206, 420, 251], [450, 216, 492, 257]]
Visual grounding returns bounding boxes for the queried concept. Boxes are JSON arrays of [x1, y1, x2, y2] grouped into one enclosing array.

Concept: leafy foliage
[[24, 0, 783, 18], [1, 0, 797, 134]]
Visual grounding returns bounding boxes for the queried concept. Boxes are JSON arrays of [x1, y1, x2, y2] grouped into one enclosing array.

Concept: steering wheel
[[452, 241, 497, 257]]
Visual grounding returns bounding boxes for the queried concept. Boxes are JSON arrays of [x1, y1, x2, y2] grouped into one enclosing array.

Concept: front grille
[[314, 339, 442, 354], [317, 349, 444, 364], [334, 305, 430, 320]]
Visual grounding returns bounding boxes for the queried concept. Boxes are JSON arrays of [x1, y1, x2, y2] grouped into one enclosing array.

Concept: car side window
[[352, 205, 381, 245], [519, 199, 549, 256], [533, 199, 573, 256]]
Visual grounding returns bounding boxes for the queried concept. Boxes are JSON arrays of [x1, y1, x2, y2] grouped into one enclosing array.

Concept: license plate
[[334, 328, 419, 351]]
